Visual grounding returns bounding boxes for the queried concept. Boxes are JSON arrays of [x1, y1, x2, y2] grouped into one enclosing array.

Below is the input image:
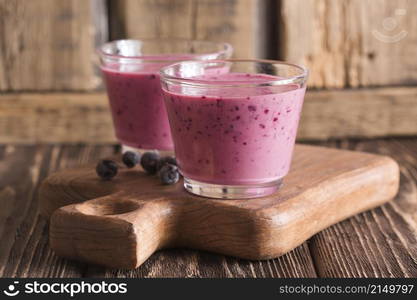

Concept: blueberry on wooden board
[[122, 151, 140, 168], [96, 160, 118, 180], [140, 152, 160, 174], [157, 156, 177, 171], [159, 164, 180, 185]]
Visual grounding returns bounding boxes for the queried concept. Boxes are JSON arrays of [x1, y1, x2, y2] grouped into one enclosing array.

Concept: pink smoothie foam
[[162, 72, 306, 185], [102, 63, 173, 150]]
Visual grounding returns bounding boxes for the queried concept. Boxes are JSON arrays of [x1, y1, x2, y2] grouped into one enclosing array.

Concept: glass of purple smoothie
[[98, 39, 232, 154], [160, 59, 308, 199]]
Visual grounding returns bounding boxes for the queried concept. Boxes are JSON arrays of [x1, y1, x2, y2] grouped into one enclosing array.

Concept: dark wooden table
[[1, 138, 416, 278]]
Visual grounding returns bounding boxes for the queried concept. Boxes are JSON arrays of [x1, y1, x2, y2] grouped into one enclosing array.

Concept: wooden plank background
[[0, 0, 107, 91], [1, 0, 416, 90], [0, 0, 416, 141], [109, 0, 264, 59], [279, 0, 417, 88]]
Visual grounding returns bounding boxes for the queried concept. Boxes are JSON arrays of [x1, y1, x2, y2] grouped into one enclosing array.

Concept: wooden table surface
[[1, 138, 416, 278]]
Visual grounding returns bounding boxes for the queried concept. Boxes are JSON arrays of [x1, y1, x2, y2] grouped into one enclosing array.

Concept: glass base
[[183, 177, 284, 199], [121, 144, 174, 156]]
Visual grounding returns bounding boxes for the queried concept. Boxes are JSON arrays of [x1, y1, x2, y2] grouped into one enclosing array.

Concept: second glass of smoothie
[[98, 39, 232, 154], [160, 59, 308, 199]]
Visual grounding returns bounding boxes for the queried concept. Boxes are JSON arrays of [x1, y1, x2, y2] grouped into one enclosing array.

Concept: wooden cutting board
[[39, 145, 399, 269]]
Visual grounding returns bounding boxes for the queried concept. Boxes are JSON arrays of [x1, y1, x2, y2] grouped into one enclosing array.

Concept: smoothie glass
[[98, 39, 232, 154], [160, 59, 308, 199]]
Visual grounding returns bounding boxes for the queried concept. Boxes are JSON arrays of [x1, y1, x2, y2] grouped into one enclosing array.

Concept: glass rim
[[97, 38, 233, 62], [159, 59, 309, 88]]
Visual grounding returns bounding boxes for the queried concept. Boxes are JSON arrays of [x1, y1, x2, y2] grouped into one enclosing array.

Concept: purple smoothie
[[102, 64, 173, 150], [162, 73, 306, 185]]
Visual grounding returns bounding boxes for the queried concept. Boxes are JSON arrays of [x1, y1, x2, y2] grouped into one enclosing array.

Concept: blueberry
[[140, 152, 160, 174], [122, 151, 140, 168], [96, 160, 118, 180], [159, 164, 180, 185], [248, 105, 257, 112], [157, 156, 177, 171]]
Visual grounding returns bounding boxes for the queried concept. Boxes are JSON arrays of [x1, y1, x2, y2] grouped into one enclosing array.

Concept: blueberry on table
[[159, 164, 180, 185], [96, 160, 118, 180], [122, 151, 140, 168], [157, 156, 177, 171], [140, 152, 160, 174]]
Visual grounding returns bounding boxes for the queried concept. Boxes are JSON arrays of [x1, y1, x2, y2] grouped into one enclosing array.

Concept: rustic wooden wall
[[0, 0, 416, 143], [279, 0, 417, 88], [109, 0, 264, 59], [0, 0, 107, 91]]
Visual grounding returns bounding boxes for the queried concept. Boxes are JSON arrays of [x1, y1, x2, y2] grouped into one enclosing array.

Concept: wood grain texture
[[0, 93, 114, 144], [0, 144, 113, 277], [110, 0, 262, 58], [1, 87, 417, 143], [298, 87, 417, 139], [0, 0, 107, 91], [85, 244, 316, 278], [279, 0, 417, 88], [309, 139, 417, 277], [40, 145, 398, 269]]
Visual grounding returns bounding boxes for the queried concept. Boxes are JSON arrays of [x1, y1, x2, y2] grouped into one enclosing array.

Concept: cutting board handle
[[49, 192, 177, 269]]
